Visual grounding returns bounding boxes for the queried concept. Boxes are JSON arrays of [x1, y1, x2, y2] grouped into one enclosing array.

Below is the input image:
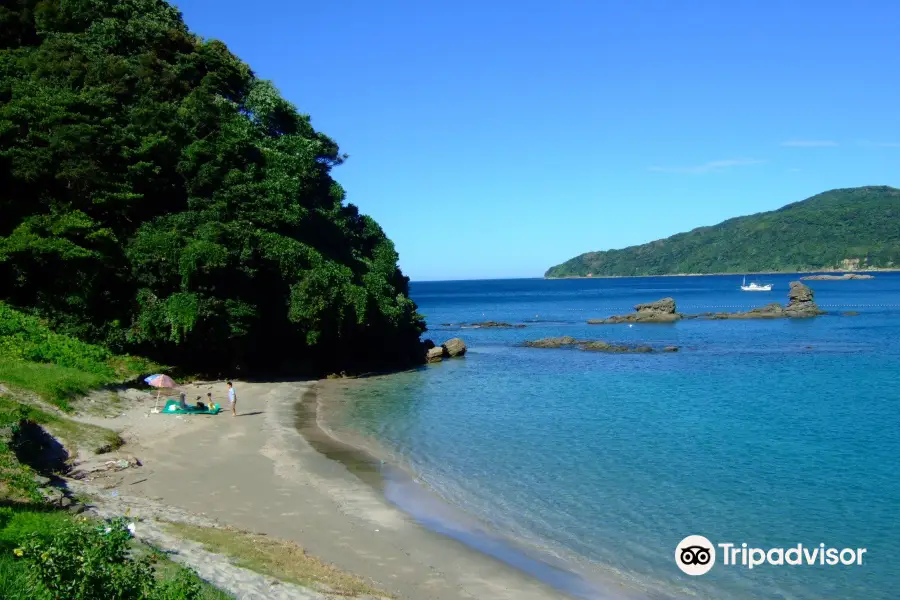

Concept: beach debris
[[588, 297, 683, 324]]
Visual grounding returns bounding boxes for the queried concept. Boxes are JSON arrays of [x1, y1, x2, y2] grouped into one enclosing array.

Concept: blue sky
[[173, 0, 900, 281]]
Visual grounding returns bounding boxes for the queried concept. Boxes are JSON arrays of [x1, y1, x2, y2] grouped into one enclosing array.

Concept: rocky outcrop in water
[[784, 281, 825, 317], [692, 281, 825, 320], [423, 337, 467, 363], [426, 347, 444, 363], [800, 273, 874, 280], [522, 337, 679, 354], [465, 321, 526, 328], [587, 297, 683, 324], [441, 337, 467, 358]]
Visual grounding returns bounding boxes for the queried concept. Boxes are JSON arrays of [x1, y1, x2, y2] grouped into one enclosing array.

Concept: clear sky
[[172, 0, 900, 281]]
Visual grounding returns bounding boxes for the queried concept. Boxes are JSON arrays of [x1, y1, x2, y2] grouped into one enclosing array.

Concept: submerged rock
[[441, 337, 467, 358], [523, 337, 678, 354], [522, 336, 579, 348], [588, 297, 683, 324], [704, 303, 786, 320], [464, 321, 526, 329]]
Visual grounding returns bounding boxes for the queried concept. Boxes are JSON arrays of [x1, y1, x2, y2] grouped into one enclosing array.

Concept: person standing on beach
[[227, 381, 236, 417]]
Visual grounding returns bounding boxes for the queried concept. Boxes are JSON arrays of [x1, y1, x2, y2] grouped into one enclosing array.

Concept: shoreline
[[301, 381, 644, 600], [543, 268, 900, 280], [80, 379, 619, 599]]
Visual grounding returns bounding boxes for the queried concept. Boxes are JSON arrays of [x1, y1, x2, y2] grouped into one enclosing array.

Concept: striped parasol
[[145, 374, 177, 411]]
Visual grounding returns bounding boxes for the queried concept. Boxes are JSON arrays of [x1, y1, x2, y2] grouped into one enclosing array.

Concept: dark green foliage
[[546, 187, 900, 277], [0, 0, 424, 376]]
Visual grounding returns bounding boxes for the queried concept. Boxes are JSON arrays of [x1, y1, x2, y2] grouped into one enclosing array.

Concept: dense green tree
[[0, 0, 425, 375], [546, 186, 900, 277]]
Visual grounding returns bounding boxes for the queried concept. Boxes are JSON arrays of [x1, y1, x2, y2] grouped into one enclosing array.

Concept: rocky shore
[[800, 273, 875, 281]]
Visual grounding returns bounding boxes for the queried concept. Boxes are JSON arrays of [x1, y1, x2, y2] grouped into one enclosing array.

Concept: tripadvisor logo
[[675, 535, 867, 576], [676, 535, 716, 575]]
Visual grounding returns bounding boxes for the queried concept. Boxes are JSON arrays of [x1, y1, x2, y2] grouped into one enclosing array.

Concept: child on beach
[[227, 381, 236, 416]]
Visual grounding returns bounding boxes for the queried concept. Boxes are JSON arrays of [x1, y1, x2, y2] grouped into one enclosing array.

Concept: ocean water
[[319, 275, 900, 600]]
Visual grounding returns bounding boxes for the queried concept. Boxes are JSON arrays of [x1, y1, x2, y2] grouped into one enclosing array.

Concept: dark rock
[[68, 504, 87, 515], [588, 297, 683, 324], [441, 338, 467, 358], [423, 339, 436, 351], [635, 297, 677, 314], [425, 347, 444, 363], [663, 346, 680, 352]]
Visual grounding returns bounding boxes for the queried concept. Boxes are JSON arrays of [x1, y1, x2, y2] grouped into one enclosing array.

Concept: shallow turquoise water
[[322, 275, 900, 599]]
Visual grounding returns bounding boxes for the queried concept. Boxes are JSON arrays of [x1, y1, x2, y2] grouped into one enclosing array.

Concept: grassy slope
[[0, 302, 162, 411], [0, 301, 161, 499], [546, 186, 900, 277]]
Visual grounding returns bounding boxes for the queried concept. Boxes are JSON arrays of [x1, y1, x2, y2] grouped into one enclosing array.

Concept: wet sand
[[93, 379, 595, 599]]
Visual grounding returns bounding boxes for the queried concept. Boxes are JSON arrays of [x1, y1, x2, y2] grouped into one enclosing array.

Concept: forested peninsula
[[0, 0, 425, 376], [545, 186, 900, 278]]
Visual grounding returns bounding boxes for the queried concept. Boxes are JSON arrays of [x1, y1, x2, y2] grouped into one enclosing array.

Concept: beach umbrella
[[145, 374, 177, 411]]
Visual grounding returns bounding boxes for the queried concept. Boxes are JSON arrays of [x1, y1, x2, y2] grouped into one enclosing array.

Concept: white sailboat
[[741, 276, 773, 292]]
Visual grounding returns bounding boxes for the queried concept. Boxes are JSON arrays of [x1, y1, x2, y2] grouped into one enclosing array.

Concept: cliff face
[[546, 186, 900, 278]]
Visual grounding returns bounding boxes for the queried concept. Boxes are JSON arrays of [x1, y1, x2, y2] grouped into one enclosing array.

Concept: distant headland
[[545, 186, 900, 278]]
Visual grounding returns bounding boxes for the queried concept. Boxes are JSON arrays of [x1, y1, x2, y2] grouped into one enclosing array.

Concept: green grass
[[165, 522, 389, 598], [0, 302, 163, 411], [0, 505, 234, 600]]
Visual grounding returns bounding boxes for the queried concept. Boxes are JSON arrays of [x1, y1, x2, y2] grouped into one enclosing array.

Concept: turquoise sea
[[319, 275, 900, 600]]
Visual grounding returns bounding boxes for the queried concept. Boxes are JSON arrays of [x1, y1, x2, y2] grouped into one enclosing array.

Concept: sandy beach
[[72, 379, 581, 600]]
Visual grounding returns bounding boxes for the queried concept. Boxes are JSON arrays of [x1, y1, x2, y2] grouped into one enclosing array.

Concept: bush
[[14, 517, 203, 600]]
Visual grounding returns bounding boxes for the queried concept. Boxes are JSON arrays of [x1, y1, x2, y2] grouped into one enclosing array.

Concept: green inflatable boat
[[161, 399, 221, 415]]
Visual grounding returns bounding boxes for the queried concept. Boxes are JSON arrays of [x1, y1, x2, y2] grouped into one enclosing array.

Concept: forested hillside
[[0, 0, 425, 375], [546, 186, 900, 277]]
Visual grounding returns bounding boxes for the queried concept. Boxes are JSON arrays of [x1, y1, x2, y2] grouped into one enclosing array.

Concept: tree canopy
[[0, 0, 425, 375], [545, 186, 900, 277]]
